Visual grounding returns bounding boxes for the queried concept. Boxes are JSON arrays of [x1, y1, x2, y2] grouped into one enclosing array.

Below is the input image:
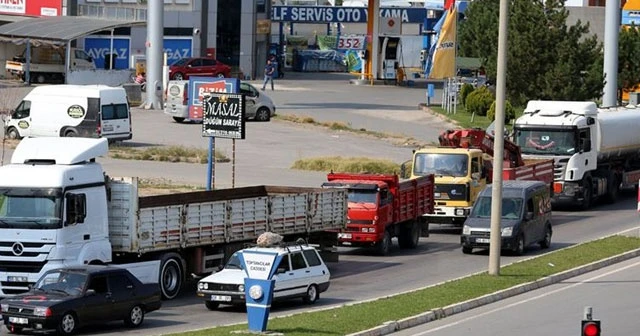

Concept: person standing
[[262, 59, 275, 91]]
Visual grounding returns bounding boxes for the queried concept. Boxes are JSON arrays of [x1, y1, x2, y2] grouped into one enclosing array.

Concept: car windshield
[[347, 189, 378, 204], [471, 197, 523, 220], [0, 188, 63, 229], [35, 270, 88, 296], [514, 128, 577, 155], [413, 153, 469, 177], [224, 252, 243, 270], [170, 58, 189, 66]]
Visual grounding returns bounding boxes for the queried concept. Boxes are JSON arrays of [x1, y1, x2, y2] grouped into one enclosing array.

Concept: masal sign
[[272, 6, 427, 23]]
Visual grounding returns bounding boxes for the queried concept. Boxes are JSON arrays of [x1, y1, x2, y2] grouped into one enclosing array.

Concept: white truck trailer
[[514, 100, 640, 209], [0, 138, 346, 299]]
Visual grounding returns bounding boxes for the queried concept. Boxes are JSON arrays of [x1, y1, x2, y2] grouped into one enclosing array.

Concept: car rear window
[[102, 103, 129, 120], [303, 250, 322, 267]]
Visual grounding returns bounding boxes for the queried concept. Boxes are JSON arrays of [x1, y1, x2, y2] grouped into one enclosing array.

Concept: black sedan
[[0, 265, 162, 335]]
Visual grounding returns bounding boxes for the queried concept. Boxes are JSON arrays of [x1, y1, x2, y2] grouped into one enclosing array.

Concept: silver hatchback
[[163, 80, 276, 123]]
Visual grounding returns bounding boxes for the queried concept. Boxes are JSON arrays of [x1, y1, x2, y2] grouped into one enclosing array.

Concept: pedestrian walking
[[262, 59, 275, 91]]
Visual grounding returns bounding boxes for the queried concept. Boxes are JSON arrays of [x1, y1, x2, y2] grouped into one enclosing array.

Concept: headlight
[[564, 184, 575, 196], [462, 225, 471, 235], [501, 227, 513, 237], [1, 303, 8, 312], [203, 282, 208, 290], [238, 284, 245, 292], [33, 307, 51, 317], [455, 208, 466, 216]]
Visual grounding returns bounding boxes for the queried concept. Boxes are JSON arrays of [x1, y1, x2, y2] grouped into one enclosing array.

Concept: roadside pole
[[489, 0, 509, 276]]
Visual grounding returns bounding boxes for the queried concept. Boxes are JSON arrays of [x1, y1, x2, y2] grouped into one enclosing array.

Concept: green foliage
[[459, 83, 475, 106], [618, 25, 640, 100], [458, 0, 604, 106], [487, 100, 516, 123], [464, 86, 494, 116]]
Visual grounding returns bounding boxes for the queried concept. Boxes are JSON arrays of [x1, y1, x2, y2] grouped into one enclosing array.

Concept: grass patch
[[109, 145, 229, 164], [291, 156, 402, 175], [274, 114, 428, 148], [137, 178, 205, 196], [426, 105, 525, 130], [167, 235, 640, 336]]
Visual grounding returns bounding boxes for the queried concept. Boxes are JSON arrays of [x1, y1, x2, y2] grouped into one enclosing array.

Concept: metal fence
[[78, 5, 147, 21]]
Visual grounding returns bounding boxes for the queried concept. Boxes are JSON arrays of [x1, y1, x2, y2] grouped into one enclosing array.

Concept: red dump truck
[[322, 173, 435, 255]]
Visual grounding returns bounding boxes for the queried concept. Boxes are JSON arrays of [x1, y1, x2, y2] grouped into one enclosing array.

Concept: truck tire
[[159, 253, 184, 300], [580, 179, 592, 210], [604, 173, 619, 204], [32, 73, 47, 84], [398, 221, 420, 249], [375, 230, 392, 256]]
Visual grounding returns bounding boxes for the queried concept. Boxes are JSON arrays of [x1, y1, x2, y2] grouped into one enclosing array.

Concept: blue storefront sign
[[272, 6, 427, 23], [84, 37, 130, 70], [164, 38, 192, 65]]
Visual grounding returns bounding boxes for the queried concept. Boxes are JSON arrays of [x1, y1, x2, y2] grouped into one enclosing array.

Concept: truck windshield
[[514, 128, 577, 155], [413, 153, 468, 177], [347, 189, 378, 204], [471, 197, 523, 219], [0, 188, 63, 229]]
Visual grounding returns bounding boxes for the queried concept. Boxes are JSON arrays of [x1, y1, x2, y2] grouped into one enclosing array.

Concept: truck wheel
[[205, 301, 219, 311], [580, 179, 592, 210], [375, 230, 392, 256], [159, 253, 183, 300], [32, 73, 46, 84], [57, 312, 78, 335], [462, 246, 473, 254], [604, 173, 619, 204], [6, 127, 21, 140], [539, 224, 552, 249], [172, 117, 186, 123], [398, 222, 420, 249]]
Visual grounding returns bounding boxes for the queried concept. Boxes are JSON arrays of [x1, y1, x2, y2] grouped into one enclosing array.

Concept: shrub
[[487, 100, 517, 123], [459, 83, 475, 106], [464, 86, 494, 116]]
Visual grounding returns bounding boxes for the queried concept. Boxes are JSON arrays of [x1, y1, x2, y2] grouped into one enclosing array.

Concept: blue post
[[206, 137, 215, 190], [427, 84, 435, 106]]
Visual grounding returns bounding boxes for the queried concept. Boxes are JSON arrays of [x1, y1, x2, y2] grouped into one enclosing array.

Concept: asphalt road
[[390, 254, 640, 336]]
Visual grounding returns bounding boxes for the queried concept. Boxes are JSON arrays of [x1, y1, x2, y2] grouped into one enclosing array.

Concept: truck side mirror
[[65, 193, 87, 225]]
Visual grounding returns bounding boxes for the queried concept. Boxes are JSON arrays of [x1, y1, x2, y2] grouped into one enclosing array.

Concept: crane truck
[[514, 100, 640, 209], [321, 173, 434, 255], [0, 137, 347, 300], [404, 128, 554, 226]]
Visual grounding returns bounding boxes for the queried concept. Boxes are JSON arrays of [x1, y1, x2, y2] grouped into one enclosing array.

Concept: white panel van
[[3, 85, 132, 142]]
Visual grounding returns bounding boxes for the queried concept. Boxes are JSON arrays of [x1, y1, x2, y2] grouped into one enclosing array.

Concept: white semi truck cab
[[0, 137, 113, 296], [514, 101, 640, 209]]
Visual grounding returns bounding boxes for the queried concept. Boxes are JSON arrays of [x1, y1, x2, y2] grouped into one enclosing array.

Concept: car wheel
[[513, 234, 525, 256], [255, 107, 271, 122], [159, 253, 183, 300], [57, 312, 77, 335], [172, 72, 184, 80], [172, 117, 186, 123], [302, 284, 319, 304], [462, 246, 473, 254], [539, 225, 552, 249], [124, 305, 145, 328], [375, 230, 392, 256], [6, 325, 23, 334], [64, 130, 77, 137], [205, 301, 220, 311], [6, 127, 21, 140], [215, 73, 225, 78]]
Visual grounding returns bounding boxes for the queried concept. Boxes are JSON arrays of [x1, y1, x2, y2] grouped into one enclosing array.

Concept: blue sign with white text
[[164, 38, 193, 65], [271, 6, 427, 23], [84, 37, 130, 70]]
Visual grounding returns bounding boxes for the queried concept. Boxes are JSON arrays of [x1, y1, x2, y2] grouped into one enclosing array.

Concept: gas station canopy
[[0, 16, 144, 46]]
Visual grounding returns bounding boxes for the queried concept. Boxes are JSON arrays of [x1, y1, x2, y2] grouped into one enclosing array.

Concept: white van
[[3, 85, 132, 142]]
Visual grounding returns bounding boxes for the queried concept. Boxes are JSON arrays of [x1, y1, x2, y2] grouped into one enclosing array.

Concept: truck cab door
[[470, 156, 486, 202], [8, 100, 32, 138], [378, 189, 393, 225]]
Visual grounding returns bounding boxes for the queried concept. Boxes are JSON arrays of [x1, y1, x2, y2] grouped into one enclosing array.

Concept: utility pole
[[602, 0, 620, 108], [488, 0, 509, 276], [144, 0, 164, 110]]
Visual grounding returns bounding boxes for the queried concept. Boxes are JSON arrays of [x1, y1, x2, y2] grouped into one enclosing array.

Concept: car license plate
[[476, 238, 490, 243], [212, 295, 231, 302], [7, 276, 28, 282], [103, 125, 114, 132], [338, 233, 352, 239], [9, 317, 28, 324]]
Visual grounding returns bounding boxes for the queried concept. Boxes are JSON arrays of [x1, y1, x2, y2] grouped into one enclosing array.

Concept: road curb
[[347, 235, 640, 336]]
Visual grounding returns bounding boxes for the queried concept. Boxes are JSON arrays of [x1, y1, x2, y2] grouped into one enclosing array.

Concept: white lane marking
[[412, 258, 640, 335]]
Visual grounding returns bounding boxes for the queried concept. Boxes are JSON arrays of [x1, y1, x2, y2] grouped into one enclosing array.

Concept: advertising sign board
[[187, 77, 239, 120], [202, 93, 246, 140], [0, 0, 61, 16], [84, 37, 130, 70], [271, 6, 426, 23]]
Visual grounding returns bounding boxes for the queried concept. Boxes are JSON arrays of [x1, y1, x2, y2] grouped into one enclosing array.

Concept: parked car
[[0, 266, 162, 335], [460, 180, 553, 255], [164, 80, 276, 123], [169, 57, 231, 80], [196, 244, 330, 310]]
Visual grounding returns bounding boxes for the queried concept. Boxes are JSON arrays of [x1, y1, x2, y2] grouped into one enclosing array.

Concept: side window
[[579, 129, 591, 152], [87, 276, 109, 294], [526, 197, 535, 218], [276, 254, 290, 272], [190, 59, 203, 67], [379, 189, 390, 206], [102, 104, 129, 120], [290, 252, 307, 270], [75, 50, 90, 62], [302, 249, 322, 267], [108, 273, 134, 293], [12, 100, 31, 119], [202, 59, 217, 66], [240, 83, 256, 97]]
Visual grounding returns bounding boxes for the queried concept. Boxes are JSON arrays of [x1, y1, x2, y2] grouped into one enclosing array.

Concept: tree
[[618, 25, 640, 102], [458, 0, 604, 106]]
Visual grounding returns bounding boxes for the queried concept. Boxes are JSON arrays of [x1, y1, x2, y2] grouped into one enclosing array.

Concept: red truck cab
[[323, 173, 434, 255]]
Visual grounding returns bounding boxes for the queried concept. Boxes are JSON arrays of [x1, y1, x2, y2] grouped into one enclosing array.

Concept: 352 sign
[[338, 36, 366, 50]]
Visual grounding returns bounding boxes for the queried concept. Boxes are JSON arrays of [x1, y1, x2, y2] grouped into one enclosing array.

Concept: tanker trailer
[[513, 100, 640, 209]]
